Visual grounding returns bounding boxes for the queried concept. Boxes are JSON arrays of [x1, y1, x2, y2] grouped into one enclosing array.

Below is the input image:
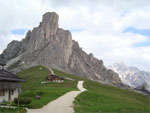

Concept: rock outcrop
[[135, 83, 150, 95], [0, 12, 123, 86]]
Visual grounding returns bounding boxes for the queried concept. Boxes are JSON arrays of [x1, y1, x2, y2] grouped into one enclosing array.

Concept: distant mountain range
[[108, 62, 150, 92]]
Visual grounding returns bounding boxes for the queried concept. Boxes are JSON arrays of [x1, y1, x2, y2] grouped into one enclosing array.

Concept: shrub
[[14, 97, 31, 105]]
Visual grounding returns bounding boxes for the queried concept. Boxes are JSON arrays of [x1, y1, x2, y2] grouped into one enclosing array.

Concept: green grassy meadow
[[17, 66, 79, 108], [0, 65, 149, 113], [0, 65, 79, 113], [74, 80, 150, 113]]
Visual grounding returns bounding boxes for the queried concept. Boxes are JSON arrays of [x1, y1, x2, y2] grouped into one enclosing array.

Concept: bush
[[14, 97, 31, 105]]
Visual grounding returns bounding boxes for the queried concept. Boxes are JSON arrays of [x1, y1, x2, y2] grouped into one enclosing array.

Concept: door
[[8, 90, 11, 101]]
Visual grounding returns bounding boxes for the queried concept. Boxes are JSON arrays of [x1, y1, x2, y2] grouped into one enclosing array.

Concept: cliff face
[[0, 12, 122, 86]]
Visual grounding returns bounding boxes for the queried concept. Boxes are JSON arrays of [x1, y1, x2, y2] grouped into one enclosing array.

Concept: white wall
[[11, 89, 18, 101], [0, 88, 19, 103], [0, 90, 9, 103]]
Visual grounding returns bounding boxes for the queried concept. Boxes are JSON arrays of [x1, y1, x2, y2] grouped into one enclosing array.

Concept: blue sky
[[11, 29, 27, 35], [133, 41, 150, 47], [124, 27, 150, 37], [124, 27, 150, 47]]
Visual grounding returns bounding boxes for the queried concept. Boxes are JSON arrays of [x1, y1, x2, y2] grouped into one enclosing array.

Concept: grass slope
[[1, 65, 79, 113], [53, 69, 149, 113], [0, 66, 149, 113], [17, 66, 79, 108], [74, 80, 150, 113]]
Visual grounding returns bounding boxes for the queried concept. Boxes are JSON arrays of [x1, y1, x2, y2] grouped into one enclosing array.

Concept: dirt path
[[27, 81, 86, 113], [43, 65, 54, 75]]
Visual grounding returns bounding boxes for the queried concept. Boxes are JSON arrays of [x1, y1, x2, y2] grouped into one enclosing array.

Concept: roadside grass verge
[[0, 108, 18, 113]]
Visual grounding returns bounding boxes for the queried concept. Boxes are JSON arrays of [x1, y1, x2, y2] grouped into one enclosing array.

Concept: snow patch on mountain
[[108, 62, 150, 91]]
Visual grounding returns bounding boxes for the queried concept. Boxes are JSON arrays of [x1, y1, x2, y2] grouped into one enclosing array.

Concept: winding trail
[[43, 65, 55, 75], [27, 81, 86, 113]]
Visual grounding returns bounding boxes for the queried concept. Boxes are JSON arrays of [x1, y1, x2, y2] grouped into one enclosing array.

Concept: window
[[0, 90, 5, 96], [2, 90, 5, 96]]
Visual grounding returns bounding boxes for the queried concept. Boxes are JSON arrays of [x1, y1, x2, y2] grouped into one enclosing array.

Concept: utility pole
[[18, 88, 20, 112]]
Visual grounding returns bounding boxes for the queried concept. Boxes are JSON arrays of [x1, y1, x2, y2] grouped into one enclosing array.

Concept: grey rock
[[0, 12, 122, 86], [135, 83, 150, 95], [42, 12, 59, 36], [0, 40, 21, 62], [108, 62, 150, 90]]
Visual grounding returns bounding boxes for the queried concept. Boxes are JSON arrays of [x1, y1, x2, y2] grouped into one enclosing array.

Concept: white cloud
[[73, 31, 149, 71], [0, 34, 25, 53], [0, 0, 150, 71]]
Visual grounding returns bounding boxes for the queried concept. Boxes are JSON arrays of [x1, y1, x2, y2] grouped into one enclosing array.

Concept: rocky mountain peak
[[42, 12, 59, 24], [108, 62, 150, 91], [0, 12, 123, 87], [41, 12, 59, 36]]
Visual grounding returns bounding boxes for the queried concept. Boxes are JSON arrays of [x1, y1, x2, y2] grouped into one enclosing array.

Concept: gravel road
[[27, 81, 86, 113]]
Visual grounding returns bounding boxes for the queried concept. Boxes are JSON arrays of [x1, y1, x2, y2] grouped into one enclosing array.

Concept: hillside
[[17, 66, 81, 108], [74, 80, 149, 113], [0, 65, 81, 113], [1, 66, 149, 113]]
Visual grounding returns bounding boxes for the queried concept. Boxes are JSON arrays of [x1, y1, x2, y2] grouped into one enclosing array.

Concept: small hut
[[46, 74, 64, 83], [0, 63, 25, 103]]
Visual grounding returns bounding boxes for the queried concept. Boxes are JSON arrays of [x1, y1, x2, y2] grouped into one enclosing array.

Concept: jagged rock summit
[[0, 12, 123, 86], [108, 62, 150, 90]]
